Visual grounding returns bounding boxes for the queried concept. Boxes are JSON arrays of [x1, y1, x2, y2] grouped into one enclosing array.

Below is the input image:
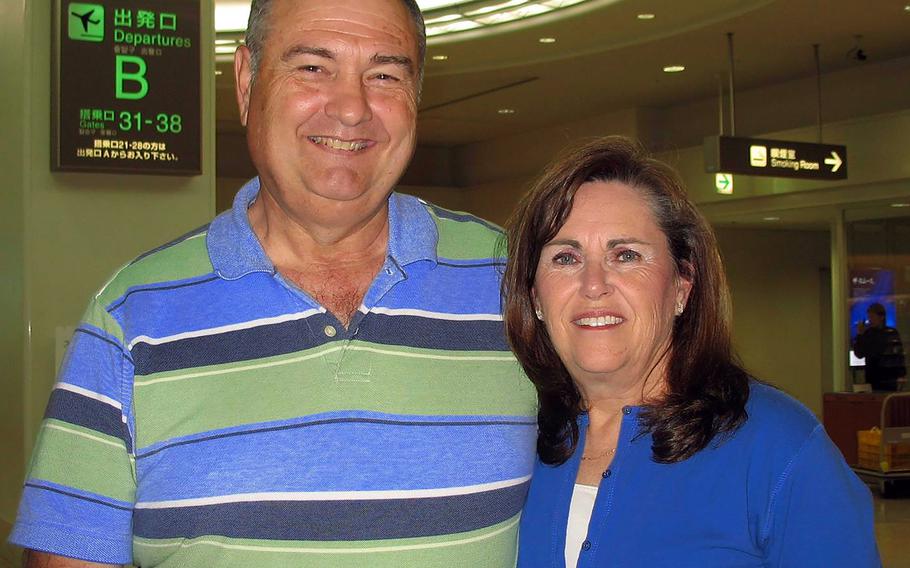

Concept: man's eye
[[299, 65, 322, 73], [374, 73, 399, 82], [617, 250, 641, 262]]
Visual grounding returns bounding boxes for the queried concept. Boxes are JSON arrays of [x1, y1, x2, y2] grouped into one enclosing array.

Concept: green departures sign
[[54, 0, 201, 175]]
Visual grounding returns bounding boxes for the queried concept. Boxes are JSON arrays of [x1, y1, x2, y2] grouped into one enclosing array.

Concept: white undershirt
[[565, 483, 598, 568]]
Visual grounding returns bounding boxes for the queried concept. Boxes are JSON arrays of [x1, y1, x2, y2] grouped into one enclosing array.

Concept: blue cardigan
[[518, 382, 881, 567]]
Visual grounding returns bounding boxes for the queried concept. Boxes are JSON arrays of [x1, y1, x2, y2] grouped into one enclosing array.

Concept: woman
[[503, 137, 880, 567]]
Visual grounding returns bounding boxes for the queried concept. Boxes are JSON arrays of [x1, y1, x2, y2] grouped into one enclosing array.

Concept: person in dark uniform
[[853, 302, 906, 391]]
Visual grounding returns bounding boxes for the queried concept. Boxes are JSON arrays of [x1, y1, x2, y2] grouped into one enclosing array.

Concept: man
[[854, 302, 906, 391], [10, 1, 537, 565]]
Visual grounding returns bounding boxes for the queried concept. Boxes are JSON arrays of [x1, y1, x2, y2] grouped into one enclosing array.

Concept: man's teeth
[[309, 137, 367, 151], [574, 315, 623, 327]]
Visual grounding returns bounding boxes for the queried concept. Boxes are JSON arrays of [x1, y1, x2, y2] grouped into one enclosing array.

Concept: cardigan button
[[602, 469, 612, 478], [622, 406, 632, 415], [581, 540, 592, 551]]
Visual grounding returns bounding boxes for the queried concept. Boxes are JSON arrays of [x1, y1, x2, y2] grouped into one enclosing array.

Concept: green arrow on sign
[[715, 173, 733, 194]]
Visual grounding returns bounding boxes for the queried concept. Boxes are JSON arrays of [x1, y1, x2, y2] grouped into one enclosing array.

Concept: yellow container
[[857, 427, 910, 472]]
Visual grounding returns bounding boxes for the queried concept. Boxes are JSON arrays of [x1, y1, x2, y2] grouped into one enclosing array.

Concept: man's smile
[[307, 136, 371, 152]]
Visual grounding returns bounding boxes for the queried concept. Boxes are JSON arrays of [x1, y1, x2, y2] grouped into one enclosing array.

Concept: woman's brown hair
[[502, 136, 749, 464]]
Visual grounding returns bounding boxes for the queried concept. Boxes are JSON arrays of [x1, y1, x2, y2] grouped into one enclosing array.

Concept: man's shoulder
[[94, 223, 215, 307], [414, 198, 506, 262]]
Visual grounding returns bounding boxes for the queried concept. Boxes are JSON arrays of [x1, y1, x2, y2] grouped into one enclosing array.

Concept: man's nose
[[324, 74, 372, 126]]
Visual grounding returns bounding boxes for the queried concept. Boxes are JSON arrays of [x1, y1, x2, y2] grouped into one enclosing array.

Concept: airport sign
[[715, 173, 733, 194], [704, 136, 847, 181], [53, 0, 201, 175]]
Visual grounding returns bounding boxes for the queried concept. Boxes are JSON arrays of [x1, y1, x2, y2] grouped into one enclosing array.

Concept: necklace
[[581, 447, 616, 461]]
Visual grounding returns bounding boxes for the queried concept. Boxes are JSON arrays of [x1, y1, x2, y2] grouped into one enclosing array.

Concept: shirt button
[[581, 540, 592, 551], [323, 325, 337, 338], [602, 469, 612, 478], [622, 406, 632, 415]]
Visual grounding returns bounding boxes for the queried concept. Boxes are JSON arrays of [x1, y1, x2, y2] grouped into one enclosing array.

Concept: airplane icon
[[71, 9, 100, 33]]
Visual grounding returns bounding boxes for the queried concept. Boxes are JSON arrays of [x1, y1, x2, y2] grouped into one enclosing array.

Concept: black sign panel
[[53, 0, 201, 175], [704, 136, 847, 181]]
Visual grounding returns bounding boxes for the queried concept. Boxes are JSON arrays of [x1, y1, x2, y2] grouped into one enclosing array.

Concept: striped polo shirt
[[11, 179, 538, 567]]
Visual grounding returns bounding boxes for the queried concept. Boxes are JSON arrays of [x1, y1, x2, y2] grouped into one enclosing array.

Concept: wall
[[444, 66, 909, 416], [0, 1, 216, 562], [0, 0, 28, 558], [717, 228, 831, 414]]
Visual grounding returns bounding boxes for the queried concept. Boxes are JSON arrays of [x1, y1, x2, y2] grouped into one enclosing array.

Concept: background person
[[854, 302, 906, 391], [10, 1, 537, 566], [502, 136, 880, 567]]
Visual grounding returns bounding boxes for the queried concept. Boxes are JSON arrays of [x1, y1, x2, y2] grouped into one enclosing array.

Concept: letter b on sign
[[115, 55, 148, 100]]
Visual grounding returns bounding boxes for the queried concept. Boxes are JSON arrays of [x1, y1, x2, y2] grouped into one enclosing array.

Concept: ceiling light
[[890, 203, 910, 208], [426, 20, 483, 36], [476, 4, 551, 24], [214, 70, 223, 76], [424, 13, 462, 25], [763, 216, 781, 222], [637, 13, 656, 20], [214, 4, 251, 32], [663, 65, 686, 73], [539, 37, 557, 43], [904, 4, 910, 12], [498, 108, 516, 114], [431, 55, 449, 61], [465, 0, 526, 16], [214, 45, 237, 55]]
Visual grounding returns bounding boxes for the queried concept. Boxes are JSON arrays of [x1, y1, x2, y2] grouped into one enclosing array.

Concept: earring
[[535, 308, 544, 321], [675, 302, 684, 316]]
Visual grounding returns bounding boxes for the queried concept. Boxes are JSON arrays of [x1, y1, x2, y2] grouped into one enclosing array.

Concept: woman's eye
[[617, 250, 641, 262], [553, 252, 578, 266]]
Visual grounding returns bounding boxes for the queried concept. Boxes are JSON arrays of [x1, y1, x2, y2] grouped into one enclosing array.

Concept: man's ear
[[234, 46, 253, 127]]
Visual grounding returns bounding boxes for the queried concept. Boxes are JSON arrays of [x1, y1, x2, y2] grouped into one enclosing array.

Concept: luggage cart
[[851, 392, 910, 498]]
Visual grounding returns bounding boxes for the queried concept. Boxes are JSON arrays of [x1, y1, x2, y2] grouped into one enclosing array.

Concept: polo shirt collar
[[207, 177, 438, 280]]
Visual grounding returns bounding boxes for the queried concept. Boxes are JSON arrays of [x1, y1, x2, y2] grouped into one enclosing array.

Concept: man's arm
[[23, 550, 119, 568]]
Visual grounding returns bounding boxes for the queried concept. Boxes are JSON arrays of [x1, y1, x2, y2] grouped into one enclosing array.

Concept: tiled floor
[[875, 491, 910, 568]]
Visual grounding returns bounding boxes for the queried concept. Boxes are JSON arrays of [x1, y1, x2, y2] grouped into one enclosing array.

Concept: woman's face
[[532, 181, 692, 395]]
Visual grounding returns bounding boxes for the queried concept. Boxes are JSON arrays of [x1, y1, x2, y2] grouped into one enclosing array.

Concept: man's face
[[868, 310, 885, 328], [235, 0, 419, 227]]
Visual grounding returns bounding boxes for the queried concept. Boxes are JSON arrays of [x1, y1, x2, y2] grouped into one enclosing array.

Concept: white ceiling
[[214, 0, 910, 147], [212, 0, 910, 230]]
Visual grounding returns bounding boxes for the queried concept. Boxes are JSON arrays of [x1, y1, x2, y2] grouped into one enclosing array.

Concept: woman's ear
[[531, 287, 544, 321], [675, 261, 694, 315]]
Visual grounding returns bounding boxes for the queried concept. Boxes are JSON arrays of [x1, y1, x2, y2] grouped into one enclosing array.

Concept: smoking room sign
[[53, 0, 201, 175]]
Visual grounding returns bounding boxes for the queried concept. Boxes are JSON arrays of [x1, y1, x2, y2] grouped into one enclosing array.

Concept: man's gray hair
[[245, 0, 426, 86]]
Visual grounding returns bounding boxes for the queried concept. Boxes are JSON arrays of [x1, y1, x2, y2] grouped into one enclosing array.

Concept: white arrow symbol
[[825, 151, 842, 173]]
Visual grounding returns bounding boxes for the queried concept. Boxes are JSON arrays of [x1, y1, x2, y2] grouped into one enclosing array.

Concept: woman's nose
[[582, 262, 613, 299]]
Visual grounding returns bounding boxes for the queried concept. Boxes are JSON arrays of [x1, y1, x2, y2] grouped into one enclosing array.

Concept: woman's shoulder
[[736, 379, 823, 448]]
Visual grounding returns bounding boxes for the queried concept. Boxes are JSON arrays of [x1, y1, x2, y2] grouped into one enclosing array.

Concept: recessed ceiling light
[[538, 37, 557, 44], [497, 108, 516, 115], [431, 55, 449, 61], [214, 70, 223, 76], [663, 65, 686, 73], [763, 216, 781, 222], [891, 203, 910, 208], [637, 13, 656, 20]]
